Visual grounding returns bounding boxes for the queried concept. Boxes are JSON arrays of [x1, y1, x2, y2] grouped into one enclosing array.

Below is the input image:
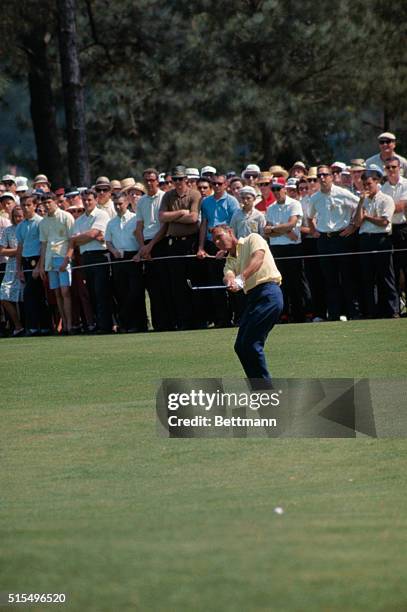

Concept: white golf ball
[[273, 506, 284, 515]]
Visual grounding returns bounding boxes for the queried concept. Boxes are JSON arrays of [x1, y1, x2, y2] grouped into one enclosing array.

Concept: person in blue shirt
[[197, 175, 239, 326], [16, 193, 52, 335]]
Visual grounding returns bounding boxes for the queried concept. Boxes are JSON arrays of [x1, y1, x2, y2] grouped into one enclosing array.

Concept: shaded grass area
[[1, 320, 407, 611]]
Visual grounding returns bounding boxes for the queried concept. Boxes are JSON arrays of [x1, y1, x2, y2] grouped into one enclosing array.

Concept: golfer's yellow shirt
[[224, 233, 282, 293]]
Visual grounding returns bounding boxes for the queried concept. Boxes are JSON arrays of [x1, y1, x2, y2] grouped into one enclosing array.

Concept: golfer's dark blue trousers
[[234, 282, 283, 381]]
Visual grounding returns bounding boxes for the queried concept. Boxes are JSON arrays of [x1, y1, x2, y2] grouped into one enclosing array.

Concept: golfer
[[211, 225, 283, 385]]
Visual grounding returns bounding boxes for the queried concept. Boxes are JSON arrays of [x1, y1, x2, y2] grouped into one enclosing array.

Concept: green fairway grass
[[1, 320, 407, 611]]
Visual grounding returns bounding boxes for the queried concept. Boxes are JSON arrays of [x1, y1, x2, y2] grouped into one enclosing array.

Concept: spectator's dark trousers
[[22, 255, 51, 331], [317, 233, 360, 320], [81, 250, 113, 332], [359, 233, 399, 318], [391, 223, 407, 301], [112, 251, 148, 331], [271, 243, 311, 322]]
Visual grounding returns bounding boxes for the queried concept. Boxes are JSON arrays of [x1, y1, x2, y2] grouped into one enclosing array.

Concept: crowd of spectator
[[0, 131, 406, 337]]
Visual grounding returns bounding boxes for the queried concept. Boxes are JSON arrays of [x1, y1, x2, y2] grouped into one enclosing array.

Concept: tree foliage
[[0, 0, 406, 180]]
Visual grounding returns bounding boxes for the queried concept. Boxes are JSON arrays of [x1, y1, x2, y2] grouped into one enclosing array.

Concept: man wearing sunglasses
[[197, 173, 240, 327], [365, 132, 407, 177], [158, 165, 201, 330], [94, 176, 116, 219], [264, 181, 311, 323], [158, 173, 173, 193], [255, 172, 275, 212], [382, 156, 407, 304], [308, 165, 360, 321]]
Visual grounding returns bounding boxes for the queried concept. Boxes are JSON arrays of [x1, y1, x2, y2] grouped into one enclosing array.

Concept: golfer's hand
[[215, 249, 227, 259], [227, 281, 241, 293], [225, 275, 239, 292]]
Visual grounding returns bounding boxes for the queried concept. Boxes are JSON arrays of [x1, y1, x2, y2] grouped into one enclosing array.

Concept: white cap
[[242, 164, 260, 178], [239, 186, 257, 198], [2, 174, 16, 183], [201, 165, 217, 176], [378, 132, 396, 141], [0, 191, 17, 202], [16, 176, 29, 192], [185, 167, 200, 179], [331, 161, 346, 171]]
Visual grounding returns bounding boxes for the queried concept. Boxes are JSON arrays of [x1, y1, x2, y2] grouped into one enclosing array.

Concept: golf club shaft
[[191, 285, 226, 290]]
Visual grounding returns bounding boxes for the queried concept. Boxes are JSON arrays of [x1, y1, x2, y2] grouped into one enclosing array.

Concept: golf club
[[186, 279, 226, 291]]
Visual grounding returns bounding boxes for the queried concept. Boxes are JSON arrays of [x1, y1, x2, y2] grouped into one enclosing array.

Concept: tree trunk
[[26, 34, 64, 187], [57, 0, 90, 186]]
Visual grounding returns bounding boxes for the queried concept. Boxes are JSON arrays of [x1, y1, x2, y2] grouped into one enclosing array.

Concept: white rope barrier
[[1, 248, 407, 275]]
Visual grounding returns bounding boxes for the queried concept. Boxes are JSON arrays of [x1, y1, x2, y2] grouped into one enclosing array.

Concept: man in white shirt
[[134, 168, 170, 331], [365, 132, 407, 177], [264, 181, 311, 322], [355, 168, 399, 318], [64, 188, 113, 333], [105, 193, 147, 332], [381, 156, 407, 302], [308, 165, 360, 320]]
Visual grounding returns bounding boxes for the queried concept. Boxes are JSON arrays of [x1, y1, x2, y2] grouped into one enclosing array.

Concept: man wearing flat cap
[[158, 165, 202, 330], [365, 132, 407, 176]]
